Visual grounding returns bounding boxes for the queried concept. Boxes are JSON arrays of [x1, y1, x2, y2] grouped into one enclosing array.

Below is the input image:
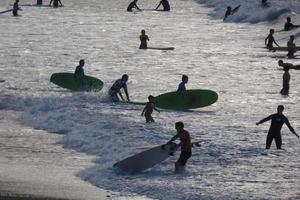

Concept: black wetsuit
[[127, 2, 140, 12], [156, 0, 170, 11], [258, 113, 291, 149], [265, 34, 275, 49], [13, 2, 19, 16], [284, 22, 299, 31], [37, 0, 42, 5]]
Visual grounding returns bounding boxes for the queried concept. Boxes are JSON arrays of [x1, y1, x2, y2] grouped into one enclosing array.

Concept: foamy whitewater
[[0, 0, 300, 199]]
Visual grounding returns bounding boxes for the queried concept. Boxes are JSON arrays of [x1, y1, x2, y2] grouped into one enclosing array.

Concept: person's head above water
[[287, 16, 291, 22], [269, 29, 275, 34], [277, 105, 284, 114], [79, 59, 85, 66], [148, 95, 155, 102], [227, 6, 231, 10], [278, 60, 284, 66], [122, 74, 129, 81], [290, 35, 295, 41], [141, 29, 146, 35], [175, 121, 184, 132], [182, 75, 188, 83]]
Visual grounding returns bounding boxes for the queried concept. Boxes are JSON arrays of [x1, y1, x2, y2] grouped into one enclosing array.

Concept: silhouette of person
[[49, 0, 63, 8], [139, 30, 149, 49], [256, 105, 299, 149], [127, 0, 141, 12], [265, 29, 280, 50], [155, 0, 170, 11], [287, 35, 296, 58], [284, 17, 300, 31]]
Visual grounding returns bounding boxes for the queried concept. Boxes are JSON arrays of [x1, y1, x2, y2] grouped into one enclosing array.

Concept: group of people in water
[[11, 0, 63, 16]]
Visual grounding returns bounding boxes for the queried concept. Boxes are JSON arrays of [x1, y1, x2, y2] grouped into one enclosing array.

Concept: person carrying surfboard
[[284, 17, 300, 31], [256, 105, 299, 149], [265, 29, 280, 50], [223, 5, 240, 21], [278, 60, 300, 70], [49, 0, 63, 8], [109, 74, 130, 102], [74, 59, 85, 79], [12, 0, 22, 16], [141, 95, 160, 123], [167, 122, 192, 172], [139, 30, 149, 49], [155, 0, 170, 11], [287, 35, 296, 58], [127, 0, 141, 12], [177, 75, 188, 93]]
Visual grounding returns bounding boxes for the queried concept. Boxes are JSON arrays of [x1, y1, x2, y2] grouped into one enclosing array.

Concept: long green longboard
[[50, 73, 103, 92], [154, 89, 218, 110]]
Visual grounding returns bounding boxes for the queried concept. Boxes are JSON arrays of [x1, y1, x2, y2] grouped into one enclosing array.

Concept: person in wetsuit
[[167, 122, 192, 172], [278, 60, 300, 70], [141, 95, 160, 123], [139, 29, 149, 49], [127, 0, 141, 12], [177, 75, 188, 93], [261, 0, 269, 8], [74, 59, 85, 78], [49, 0, 63, 8], [256, 105, 299, 149], [280, 65, 291, 95], [265, 29, 280, 50], [155, 0, 170, 11], [109, 74, 130, 102], [223, 6, 232, 21], [12, 0, 21, 16], [287, 35, 296, 58], [284, 17, 300, 31]]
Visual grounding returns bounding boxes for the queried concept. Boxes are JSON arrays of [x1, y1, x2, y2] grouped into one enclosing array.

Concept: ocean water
[[0, 0, 300, 199]]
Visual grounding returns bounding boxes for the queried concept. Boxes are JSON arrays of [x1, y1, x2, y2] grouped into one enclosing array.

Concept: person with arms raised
[[256, 105, 299, 149]]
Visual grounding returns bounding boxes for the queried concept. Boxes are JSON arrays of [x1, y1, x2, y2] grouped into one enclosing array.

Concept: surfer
[[109, 74, 130, 102], [223, 6, 232, 21], [284, 17, 300, 31], [167, 122, 192, 172], [155, 0, 170, 11], [256, 105, 299, 149], [278, 60, 300, 70], [127, 0, 141, 12], [141, 95, 160, 123], [177, 75, 188, 93], [280, 65, 291, 95], [12, 0, 21, 16], [49, 0, 63, 8], [74, 59, 85, 78], [139, 30, 149, 49], [287, 35, 296, 58], [265, 29, 280, 50]]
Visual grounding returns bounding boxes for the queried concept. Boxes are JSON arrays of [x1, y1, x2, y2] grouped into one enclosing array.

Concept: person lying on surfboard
[[141, 95, 160, 123], [284, 17, 300, 31], [278, 60, 300, 70], [265, 29, 280, 50], [223, 5, 240, 21], [109, 74, 130, 102], [139, 30, 149, 49], [127, 0, 141, 12], [177, 75, 188, 93], [155, 0, 170, 11], [167, 122, 193, 172]]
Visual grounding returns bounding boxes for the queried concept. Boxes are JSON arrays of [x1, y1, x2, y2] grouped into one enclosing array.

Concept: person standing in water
[[139, 30, 149, 49], [109, 74, 130, 102], [287, 35, 296, 58], [49, 0, 63, 8], [280, 65, 291, 95], [155, 0, 170, 11], [74, 59, 85, 78], [256, 105, 299, 149], [141, 95, 160, 123], [12, 0, 21, 16], [284, 17, 300, 31], [265, 29, 280, 50], [167, 122, 193, 172], [127, 0, 141, 12], [177, 75, 188, 93]]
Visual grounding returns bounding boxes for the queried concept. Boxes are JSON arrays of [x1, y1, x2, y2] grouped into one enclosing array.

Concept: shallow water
[[0, 0, 300, 199]]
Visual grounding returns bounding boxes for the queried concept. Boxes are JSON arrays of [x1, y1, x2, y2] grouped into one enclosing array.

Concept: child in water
[[141, 95, 160, 123]]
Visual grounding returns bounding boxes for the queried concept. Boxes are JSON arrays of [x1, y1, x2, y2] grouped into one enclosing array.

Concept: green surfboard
[[154, 89, 218, 110], [50, 73, 103, 92]]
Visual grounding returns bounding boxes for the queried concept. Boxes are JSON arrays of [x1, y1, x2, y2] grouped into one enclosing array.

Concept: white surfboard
[[114, 142, 178, 174]]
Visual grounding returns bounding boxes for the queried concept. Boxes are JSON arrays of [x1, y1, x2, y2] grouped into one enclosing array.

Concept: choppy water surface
[[0, 0, 300, 199]]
